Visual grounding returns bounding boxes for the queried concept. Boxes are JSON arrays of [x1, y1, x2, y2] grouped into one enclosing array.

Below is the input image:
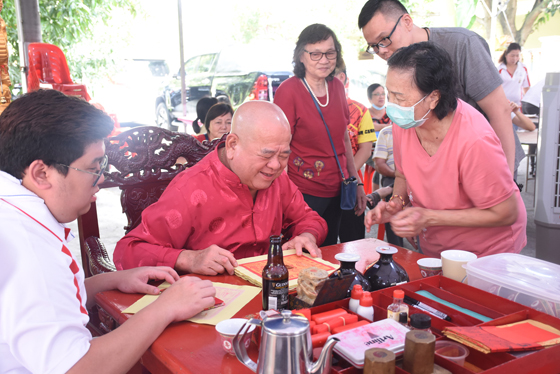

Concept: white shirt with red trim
[[0, 171, 91, 374], [498, 62, 530, 106]]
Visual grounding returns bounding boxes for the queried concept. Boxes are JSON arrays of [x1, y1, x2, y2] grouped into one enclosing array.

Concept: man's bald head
[[223, 101, 292, 198], [231, 101, 291, 144]]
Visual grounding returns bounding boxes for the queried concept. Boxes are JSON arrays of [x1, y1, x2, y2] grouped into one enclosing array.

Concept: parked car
[[155, 41, 294, 131]]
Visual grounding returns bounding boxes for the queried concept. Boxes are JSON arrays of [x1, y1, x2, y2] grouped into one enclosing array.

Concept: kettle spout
[[309, 337, 339, 374]]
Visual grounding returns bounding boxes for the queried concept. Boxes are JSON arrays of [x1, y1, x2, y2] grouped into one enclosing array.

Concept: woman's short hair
[[293, 24, 343, 80], [204, 103, 234, 133], [367, 83, 383, 100], [387, 42, 458, 120], [193, 97, 219, 134], [498, 42, 521, 64]]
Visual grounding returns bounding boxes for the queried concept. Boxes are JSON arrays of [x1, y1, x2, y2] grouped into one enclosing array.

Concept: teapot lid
[[263, 310, 309, 336]]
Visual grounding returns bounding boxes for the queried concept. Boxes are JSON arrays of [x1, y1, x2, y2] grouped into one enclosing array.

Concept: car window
[[215, 43, 293, 74], [198, 54, 217, 74], [184, 56, 200, 75]]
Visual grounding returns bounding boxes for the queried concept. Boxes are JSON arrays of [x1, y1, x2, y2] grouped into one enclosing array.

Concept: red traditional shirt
[[113, 145, 328, 270]]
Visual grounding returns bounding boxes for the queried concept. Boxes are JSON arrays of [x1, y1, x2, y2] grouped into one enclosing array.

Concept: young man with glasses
[[0, 89, 215, 374], [358, 0, 516, 176]]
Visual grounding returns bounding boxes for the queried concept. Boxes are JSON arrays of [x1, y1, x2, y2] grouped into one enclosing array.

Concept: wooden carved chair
[[77, 126, 222, 279]]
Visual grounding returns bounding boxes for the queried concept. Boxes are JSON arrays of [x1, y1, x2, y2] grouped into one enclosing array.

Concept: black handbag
[[302, 79, 357, 210]]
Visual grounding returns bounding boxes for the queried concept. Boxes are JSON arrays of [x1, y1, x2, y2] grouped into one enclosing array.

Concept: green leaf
[[455, 0, 479, 28]]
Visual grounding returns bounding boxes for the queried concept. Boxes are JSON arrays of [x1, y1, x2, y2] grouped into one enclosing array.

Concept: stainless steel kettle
[[233, 310, 338, 374]]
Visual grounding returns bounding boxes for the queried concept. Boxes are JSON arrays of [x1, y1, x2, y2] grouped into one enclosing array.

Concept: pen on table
[[404, 295, 452, 322]]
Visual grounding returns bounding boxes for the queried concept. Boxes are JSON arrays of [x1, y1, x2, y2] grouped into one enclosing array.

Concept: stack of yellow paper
[[234, 249, 338, 290]]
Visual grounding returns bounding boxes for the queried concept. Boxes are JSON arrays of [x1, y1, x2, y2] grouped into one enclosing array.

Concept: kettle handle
[[233, 319, 260, 373]]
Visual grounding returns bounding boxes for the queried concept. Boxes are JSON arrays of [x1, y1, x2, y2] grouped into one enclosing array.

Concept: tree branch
[[519, 0, 552, 44]]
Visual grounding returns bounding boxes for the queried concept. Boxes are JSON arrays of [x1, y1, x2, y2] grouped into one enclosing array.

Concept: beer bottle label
[[264, 279, 289, 310]]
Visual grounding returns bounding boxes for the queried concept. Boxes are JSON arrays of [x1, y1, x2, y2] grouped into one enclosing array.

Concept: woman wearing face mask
[[367, 83, 391, 137], [365, 43, 526, 258], [497, 43, 530, 107]]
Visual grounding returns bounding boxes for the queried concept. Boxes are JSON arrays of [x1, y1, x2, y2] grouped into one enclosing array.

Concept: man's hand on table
[[282, 232, 322, 258], [115, 266, 180, 295], [176, 245, 238, 276], [157, 277, 216, 322]]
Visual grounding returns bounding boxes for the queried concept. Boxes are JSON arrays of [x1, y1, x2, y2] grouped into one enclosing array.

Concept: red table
[[95, 238, 425, 374]]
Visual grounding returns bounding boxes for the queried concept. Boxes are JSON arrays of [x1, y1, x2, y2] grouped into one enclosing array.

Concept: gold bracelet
[[390, 194, 406, 209]]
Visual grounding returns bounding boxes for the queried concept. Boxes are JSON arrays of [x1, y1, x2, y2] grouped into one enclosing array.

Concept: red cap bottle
[[349, 285, 363, 313], [360, 292, 373, 307]]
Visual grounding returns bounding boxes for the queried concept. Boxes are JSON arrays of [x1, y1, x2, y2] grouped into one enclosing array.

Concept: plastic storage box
[[465, 253, 560, 318]]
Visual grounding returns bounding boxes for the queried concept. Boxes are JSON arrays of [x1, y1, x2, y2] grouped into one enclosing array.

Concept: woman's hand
[[355, 185, 368, 216], [509, 101, 520, 114], [116, 266, 180, 295], [365, 199, 401, 231], [390, 207, 430, 237]]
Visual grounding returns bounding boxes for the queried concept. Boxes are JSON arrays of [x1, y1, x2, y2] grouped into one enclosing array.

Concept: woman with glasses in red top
[[275, 24, 367, 246]]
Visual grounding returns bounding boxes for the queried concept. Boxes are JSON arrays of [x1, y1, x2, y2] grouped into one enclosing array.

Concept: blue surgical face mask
[[386, 95, 431, 129], [371, 103, 385, 110]]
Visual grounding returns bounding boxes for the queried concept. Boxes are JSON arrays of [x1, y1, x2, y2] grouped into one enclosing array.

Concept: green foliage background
[[3, 0, 140, 91]]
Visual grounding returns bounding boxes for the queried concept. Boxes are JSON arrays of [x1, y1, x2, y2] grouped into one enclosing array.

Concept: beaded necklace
[[303, 78, 329, 107]]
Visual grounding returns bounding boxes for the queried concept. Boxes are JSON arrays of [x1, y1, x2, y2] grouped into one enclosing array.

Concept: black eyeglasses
[[58, 155, 108, 187], [303, 49, 338, 61], [366, 15, 404, 55]]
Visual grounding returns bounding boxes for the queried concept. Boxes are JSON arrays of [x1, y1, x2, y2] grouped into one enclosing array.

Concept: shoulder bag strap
[[301, 78, 346, 181]]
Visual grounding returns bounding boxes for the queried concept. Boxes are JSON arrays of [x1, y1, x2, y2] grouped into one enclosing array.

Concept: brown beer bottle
[[262, 235, 289, 310]]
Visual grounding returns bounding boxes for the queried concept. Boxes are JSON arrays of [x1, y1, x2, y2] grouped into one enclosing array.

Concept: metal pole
[[489, 0, 498, 53], [177, 0, 186, 125], [14, 0, 41, 93]]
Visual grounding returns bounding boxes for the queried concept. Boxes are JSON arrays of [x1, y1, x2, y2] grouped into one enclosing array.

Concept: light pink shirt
[[392, 100, 527, 257]]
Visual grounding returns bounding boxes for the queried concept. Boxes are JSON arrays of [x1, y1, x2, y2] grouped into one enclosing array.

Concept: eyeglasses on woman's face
[[366, 15, 404, 55], [303, 49, 338, 61]]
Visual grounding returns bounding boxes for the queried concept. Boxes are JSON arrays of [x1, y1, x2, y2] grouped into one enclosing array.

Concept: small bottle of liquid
[[387, 289, 409, 322], [262, 235, 289, 311], [399, 312, 409, 327], [410, 313, 432, 332], [356, 293, 374, 321], [349, 284, 363, 313]]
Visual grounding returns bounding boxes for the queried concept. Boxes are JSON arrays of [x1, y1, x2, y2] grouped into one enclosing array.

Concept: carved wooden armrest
[[84, 236, 117, 275]]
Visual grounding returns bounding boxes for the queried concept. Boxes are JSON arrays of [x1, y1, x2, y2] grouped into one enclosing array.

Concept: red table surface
[[95, 238, 425, 374]]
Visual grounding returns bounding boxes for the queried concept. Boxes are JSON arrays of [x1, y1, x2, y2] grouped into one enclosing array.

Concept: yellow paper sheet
[[122, 282, 261, 326], [234, 249, 338, 290]]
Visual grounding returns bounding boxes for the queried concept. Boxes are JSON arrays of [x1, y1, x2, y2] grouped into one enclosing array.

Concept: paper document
[[123, 282, 261, 326]]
